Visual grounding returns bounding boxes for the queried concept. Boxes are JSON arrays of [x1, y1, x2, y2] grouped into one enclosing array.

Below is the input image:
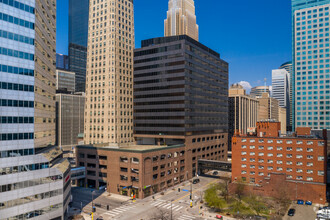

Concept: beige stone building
[[228, 84, 259, 148], [84, 0, 135, 145], [164, 0, 199, 41], [279, 107, 287, 134], [257, 93, 279, 122]]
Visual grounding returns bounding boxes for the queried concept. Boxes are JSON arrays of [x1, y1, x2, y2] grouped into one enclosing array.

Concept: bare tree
[[148, 209, 171, 220], [235, 179, 245, 200]]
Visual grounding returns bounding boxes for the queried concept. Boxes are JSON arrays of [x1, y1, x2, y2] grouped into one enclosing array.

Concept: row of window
[[0, 82, 34, 92], [0, 99, 34, 108], [0, 116, 34, 124], [0, 174, 62, 193], [241, 157, 319, 166], [0, 64, 34, 76], [0, 188, 62, 210], [4, 203, 63, 220], [241, 152, 324, 160], [241, 139, 323, 145], [0, 0, 35, 14], [0, 12, 34, 30], [0, 148, 34, 158], [242, 146, 315, 152], [0, 132, 34, 141], [0, 29, 34, 45], [241, 164, 324, 174], [241, 171, 322, 181], [192, 135, 225, 143], [0, 47, 34, 61], [0, 162, 49, 176]]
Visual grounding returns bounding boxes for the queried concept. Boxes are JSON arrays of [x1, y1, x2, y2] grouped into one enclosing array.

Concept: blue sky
[[56, 0, 292, 89]]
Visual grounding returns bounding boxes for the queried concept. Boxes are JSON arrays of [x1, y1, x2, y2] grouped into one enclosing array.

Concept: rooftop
[[77, 143, 185, 153]]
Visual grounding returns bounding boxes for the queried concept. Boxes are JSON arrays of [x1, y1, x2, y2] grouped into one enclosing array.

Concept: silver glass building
[[279, 61, 293, 129], [292, 0, 330, 130], [0, 0, 70, 219]]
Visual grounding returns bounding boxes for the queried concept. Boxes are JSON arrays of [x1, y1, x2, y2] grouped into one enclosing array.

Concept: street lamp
[[170, 199, 174, 220], [91, 190, 95, 212]]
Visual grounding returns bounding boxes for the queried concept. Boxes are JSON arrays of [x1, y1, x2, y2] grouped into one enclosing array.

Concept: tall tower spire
[[164, 0, 199, 41]]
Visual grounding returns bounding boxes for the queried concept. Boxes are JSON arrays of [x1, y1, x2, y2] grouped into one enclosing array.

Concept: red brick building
[[232, 121, 327, 204], [76, 133, 227, 199]]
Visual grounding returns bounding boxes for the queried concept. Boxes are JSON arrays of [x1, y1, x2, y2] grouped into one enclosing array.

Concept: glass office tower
[[0, 0, 71, 219], [292, 0, 330, 130], [68, 0, 89, 92]]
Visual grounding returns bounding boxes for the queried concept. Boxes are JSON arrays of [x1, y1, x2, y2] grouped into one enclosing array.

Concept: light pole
[[91, 190, 95, 212], [170, 199, 174, 220]]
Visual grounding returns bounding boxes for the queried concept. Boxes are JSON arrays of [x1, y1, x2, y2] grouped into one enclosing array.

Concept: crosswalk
[[177, 214, 196, 220], [150, 200, 184, 212], [103, 204, 137, 218]]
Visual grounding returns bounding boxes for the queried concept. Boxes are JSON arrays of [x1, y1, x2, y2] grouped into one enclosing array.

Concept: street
[[71, 176, 230, 220]]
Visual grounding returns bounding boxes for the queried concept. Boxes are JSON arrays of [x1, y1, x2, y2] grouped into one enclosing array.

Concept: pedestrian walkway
[[177, 214, 196, 220], [103, 204, 137, 218], [151, 199, 184, 212]]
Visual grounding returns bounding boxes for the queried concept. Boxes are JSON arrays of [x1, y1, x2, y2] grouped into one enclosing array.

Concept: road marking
[[173, 206, 183, 211], [173, 178, 219, 203], [151, 200, 184, 213], [103, 205, 137, 217], [178, 214, 196, 220], [151, 201, 163, 206]]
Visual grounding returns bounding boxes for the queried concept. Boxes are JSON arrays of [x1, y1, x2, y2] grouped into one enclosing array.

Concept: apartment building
[[232, 121, 327, 204]]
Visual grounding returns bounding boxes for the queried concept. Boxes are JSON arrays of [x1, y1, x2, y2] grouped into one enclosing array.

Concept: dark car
[[213, 171, 219, 175], [297, 199, 304, 205], [288, 208, 295, 216], [192, 178, 200, 184]]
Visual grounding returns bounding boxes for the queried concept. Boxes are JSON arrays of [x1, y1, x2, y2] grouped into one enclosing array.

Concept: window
[[250, 139, 255, 143], [277, 140, 283, 144], [267, 153, 273, 157], [258, 166, 264, 169], [287, 168, 293, 172], [296, 155, 303, 159], [307, 148, 313, 152], [258, 172, 264, 176], [287, 175, 293, 179], [268, 160, 273, 163], [297, 169, 303, 173], [250, 152, 255, 156], [268, 166, 273, 170], [307, 141, 314, 145], [277, 160, 283, 164], [241, 158, 247, 161], [318, 141, 325, 146], [242, 145, 247, 149], [258, 159, 264, 163], [241, 164, 247, 168], [307, 177, 313, 181], [277, 154, 283, 158], [250, 146, 255, 149], [297, 148, 303, 152], [297, 162, 303, 166], [307, 155, 313, 159], [241, 152, 247, 155], [242, 139, 247, 142], [277, 167, 283, 171], [307, 170, 313, 174], [287, 140, 292, 144], [250, 158, 256, 162], [250, 171, 255, 175], [277, 147, 283, 151], [267, 140, 273, 143], [99, 155, 107, 160], [258, 146, 264, 150], [258, 152, 264, 156], [318, 156, 325, 161], [250, 165, 255, 169], [259, 139, 264, 143], [318, 171, 325, 176], [296, 176, 303, 180], [267, 146, 273, 150], [287, 161, 293, 165], [287, 147, 292, 151], [297, 141, 303, 144], [241, 171, 247, 174], [287, 154, 292, 158]]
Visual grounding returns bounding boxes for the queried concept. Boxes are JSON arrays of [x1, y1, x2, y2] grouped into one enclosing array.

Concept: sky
[[56, 0, 292, 91]]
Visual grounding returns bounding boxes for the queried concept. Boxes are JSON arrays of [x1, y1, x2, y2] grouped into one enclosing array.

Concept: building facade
[[56, 69, 76, 93], [232, 122, 327, 204], [279, 61, 293, 129], [77, 132, 227, 198], [164, 0, 199, 41], [68, 0, 89, 92], [250, 86, 270, 98], [228, 84, 259, 149], [0, 0, 71, 219], [257, 93, 279, 122], [272, 69, 290, 130], [292, 0, 330, 130], [84, 0, 135, 145], [56, 53, 69, 70], [56, 93, 85, 162]]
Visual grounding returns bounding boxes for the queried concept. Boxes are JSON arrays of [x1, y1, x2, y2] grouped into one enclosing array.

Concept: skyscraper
[[164, 0, 199, 41], [292, 0, 330, 130], [56, 53, 69, 70], [272, 69, 290, 130], [250, 86, 270, 98], [279, 61, 293, 129], [228, 84, 259, 149], [0, 0, 71, 219], [69, 0, 89, 92], [84, 0, 135, 144]]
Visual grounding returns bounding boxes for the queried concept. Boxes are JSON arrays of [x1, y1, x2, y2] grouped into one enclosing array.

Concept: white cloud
[[237, 81, 252, 93]]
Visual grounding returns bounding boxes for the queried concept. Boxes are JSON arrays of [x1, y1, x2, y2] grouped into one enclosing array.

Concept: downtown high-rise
[[0, 0, 71, 219], [292, 0, 330, 130], [164, 0, 199, 41], [69, 0, 89, 92], [84, 0, 135, 145]]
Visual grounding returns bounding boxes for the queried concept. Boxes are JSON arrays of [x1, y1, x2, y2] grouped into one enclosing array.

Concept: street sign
[[182, 189, 189, 192]]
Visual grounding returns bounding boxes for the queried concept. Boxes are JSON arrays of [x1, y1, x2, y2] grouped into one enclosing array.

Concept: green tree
[[204, 184, 226, 210]]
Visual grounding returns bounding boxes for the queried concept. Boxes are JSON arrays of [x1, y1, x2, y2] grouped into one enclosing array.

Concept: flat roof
[[77, 143, 185, 153]]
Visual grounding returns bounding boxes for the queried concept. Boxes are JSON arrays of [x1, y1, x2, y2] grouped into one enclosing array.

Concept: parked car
[[288, 208, 295, 216], [192, 178, 200, 184], [213, 171, 219, 175], [305, 201, 312, 205], [297, 199, 304, 205], [216, 215, 223, 220]]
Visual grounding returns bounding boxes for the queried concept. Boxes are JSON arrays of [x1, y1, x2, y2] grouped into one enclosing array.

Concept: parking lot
[[283, 203, 317, 220]]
